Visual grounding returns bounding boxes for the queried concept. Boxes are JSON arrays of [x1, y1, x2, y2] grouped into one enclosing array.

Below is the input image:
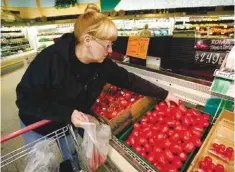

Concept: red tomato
[[181, 131, 192, 142], [99, 111, 107, 116], [140, 151, 147, 159], [149, 138, 155, 145], [129, 136, 136, 145], [141, 121, 148, 128], [147, 153, 156, 164], [156, 154, 168, 166], [125, 140, 131, 146], [204, 156, 212, 163], [106, 111, 118, 119], [211, 163, 216, 170], [155, 105, 160, 111], [167, 119, 176, 128], [170, 132, 180, 142], [139, 138, 147, 146], [202, 121, 209, 128], [181, 116, 191, 127], [193, 126, 204, 132], [153, 147, 163, 155], [174, 110, 183, 120], [152, 111, 158, 118], [191, 109, 201, 117], [219, 144, 226, 154], [168, 130, 174, 137], [143, 127, 150, 133], [159, 102, 167, 112], [161, 139, 172, 149], [178, 100, 183, 104], [199, 160, 207, 170], [225, 147, 234, 153], [179, 152, 188, 161], [141, 116, 149, 123], [134, 123, 141, 130], [202, 113, 210, 121], [155, 133, 165, 142], [146, 111, 152, 116], [125, 92, 131, 100], [152, 125, 160, 132], [215, 164, 225, 172], [183, 142, 195, 153], [161, 126, 170, 133], [146, 130, 154, 139], [158, 116, 165, 123], [154, 164, 163, 171], [212, 143, 219, 151], [110, 86, 118, 93], [164, 149, 174, 161], [191, 137, 202, 147], [170, 144, 183, 154], [172, 156, 183, 169], [144, 143, 153, 153], [190, 126, 203, 137], [179, 104, 187, 113], [133, 145, 142, 154], [225, 151, 233, 160], [132, 130, 140, 137], [164, 164, 178, 172]]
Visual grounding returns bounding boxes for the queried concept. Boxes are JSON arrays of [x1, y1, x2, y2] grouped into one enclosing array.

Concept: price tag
[[194, 51, 227, 65], [126, 37, 150, 59]]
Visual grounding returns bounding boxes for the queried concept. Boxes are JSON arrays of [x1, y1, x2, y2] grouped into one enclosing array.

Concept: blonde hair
[[74, 12, 117, 43], [84, 3, 100, 13]]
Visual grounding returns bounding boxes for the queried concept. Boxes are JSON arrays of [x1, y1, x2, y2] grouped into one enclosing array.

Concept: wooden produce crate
[[91, 83, 154, 132], [188, 110, 234, 172], [130, 96, 154, 121]]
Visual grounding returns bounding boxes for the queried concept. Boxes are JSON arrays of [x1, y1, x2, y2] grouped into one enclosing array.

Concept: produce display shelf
[[188, 110, 234, 172], [118, 103, 215, 172]]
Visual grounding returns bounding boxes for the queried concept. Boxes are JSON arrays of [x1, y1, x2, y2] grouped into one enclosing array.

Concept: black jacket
[[16, 33, 168, 135]]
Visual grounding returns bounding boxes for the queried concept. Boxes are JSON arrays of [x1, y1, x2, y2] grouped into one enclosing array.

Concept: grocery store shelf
[[1, 50, 37, 75]]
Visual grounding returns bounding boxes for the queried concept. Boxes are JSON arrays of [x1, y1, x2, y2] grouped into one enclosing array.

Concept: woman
[[16, 11, 178, 162]]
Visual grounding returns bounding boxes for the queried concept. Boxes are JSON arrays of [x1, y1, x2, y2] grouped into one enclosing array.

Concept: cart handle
[[0, 120, 52, 143]]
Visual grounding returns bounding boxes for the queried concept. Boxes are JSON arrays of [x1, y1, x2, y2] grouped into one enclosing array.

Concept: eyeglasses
[[92, 37, 113, 50]]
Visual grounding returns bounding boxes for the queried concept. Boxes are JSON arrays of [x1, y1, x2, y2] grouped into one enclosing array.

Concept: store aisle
[[1, 67, 26, 154]]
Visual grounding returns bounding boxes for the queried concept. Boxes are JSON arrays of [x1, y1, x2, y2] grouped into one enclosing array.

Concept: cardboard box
[[91, 83, 154, 130], [130, 96, 154, 121]]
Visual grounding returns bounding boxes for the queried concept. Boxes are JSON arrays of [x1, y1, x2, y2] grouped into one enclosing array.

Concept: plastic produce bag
[[76, 114, 111, 172], [24, 139, 60, 172]]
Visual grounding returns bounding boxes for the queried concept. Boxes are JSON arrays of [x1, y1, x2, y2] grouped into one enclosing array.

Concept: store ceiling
[[1, 0, 98, 8], [115, 0, 234, 11]]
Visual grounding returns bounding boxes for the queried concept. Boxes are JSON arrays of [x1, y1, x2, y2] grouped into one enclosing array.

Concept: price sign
[[126, 37, 150, 59], [194, 51, 227, 65]]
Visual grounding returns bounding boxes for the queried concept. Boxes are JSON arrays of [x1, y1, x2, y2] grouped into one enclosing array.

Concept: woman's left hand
[[165, 92, 179, 107]]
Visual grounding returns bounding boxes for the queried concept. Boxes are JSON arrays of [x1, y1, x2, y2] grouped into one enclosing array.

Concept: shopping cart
[[0, 120, 86, 172]]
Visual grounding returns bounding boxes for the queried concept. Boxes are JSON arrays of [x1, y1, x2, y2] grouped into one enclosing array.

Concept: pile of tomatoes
[[211, 143, 234, 161], [199, 156, 225, 172], [125, 101, 211, 171], [92, 86, 143, 120]]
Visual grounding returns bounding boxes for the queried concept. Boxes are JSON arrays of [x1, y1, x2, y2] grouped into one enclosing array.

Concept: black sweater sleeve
[[105, 59, 169, 100], [16, 51, 74, 123]]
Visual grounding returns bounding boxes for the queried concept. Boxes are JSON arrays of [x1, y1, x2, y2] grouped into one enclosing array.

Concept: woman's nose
[[108, 46, 112, 54]]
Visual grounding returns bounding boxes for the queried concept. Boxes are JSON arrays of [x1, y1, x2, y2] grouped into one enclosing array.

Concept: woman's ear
[[83, 34, 91, 48]]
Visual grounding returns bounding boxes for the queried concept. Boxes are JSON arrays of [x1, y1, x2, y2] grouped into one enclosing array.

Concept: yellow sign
[[126, 37, 150, 59]]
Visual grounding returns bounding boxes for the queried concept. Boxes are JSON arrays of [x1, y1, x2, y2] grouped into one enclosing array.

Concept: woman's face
[[89, 38, 113, 63]]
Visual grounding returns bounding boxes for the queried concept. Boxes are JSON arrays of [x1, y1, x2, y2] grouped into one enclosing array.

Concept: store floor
[[1, 67, 122, 172], [1, 67, 26, 172]]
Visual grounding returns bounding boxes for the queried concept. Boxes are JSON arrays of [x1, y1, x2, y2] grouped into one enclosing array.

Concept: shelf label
[[194, 39, 234, 51], [194, 51, 226, 65], [213, 69, 235, 80], [126, 37, 150, 59]]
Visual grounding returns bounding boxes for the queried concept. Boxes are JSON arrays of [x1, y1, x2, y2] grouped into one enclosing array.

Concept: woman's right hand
[[71, 110, 88, 127]]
